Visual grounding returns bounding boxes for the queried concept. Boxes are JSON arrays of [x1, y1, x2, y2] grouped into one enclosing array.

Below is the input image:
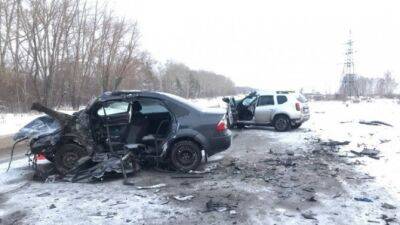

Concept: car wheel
[[273, 115, 290, 132], [292, 123, 302, 129], [55, 143, 88, 174], [170, 140, 202, 172]]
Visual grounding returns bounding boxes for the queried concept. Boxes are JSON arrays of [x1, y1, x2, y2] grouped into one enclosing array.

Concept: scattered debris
[[301, 211, 317, 220], [359, 120, 393, 127], [307, 196, 317, 202], [379, 139, 391, 144], [171, 174, 204, 179], [36, 192, 51, 197], [354, 197, 373, 203], [173, 195, 195, 201], [333, 193, 342, 198], [351, 148, 380, 159], [136, 183, 167, 190], [229, 210, 237, 217], [205, 199, 232, 212], [188, 164, 217, 174], [276, 158, 296, 167], [320, 140, 350, 147], [286, 150, 295, 156], [381, 214, 397, 224], [302, 187, 315, 193], [381, 203, 397, 210]]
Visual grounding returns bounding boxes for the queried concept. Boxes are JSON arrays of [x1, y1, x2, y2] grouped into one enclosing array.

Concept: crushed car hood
[[13, 115, 61, 141]]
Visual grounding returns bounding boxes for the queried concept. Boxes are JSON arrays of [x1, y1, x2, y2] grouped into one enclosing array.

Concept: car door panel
[[254, 95, 275, 123]]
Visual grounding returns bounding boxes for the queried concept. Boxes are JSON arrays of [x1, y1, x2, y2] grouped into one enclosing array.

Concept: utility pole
[[341, 30, 358, 98]]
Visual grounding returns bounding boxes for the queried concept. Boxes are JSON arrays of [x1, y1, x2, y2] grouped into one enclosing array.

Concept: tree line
[[0, 0, 236, 112], [338, 71, 398, 98]]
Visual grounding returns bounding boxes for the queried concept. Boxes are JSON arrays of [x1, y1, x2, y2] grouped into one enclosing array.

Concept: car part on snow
[[359, 120, 393, 127]]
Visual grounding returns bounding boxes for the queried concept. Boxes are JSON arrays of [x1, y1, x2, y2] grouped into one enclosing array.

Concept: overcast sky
[[108, 0, 400, 93]]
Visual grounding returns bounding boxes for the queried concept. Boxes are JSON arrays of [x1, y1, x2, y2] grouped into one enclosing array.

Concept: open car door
[[222, 97, 238, 127]]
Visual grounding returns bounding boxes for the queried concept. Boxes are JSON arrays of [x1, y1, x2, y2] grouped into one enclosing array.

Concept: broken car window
[[242, 96, 257, 106], [257, 95, 275, 106], [97, 101, 130, 116], [277, 95, 288, 104], [138, 98, 169, 114]]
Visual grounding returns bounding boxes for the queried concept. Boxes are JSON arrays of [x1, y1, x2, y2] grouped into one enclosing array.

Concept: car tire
[[292, 123, 302, 129], [55, 143, 88, 174], [170, 140, 202, 172], [273, 115, 290, 132]]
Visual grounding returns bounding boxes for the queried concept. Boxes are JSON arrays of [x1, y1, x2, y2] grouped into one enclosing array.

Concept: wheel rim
[[276, 118, 287, 130], [62, 151, 80, 169], [176, 147, 197, 166]]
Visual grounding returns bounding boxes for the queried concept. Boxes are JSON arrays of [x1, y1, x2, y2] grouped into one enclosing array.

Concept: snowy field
[[306, 99, 400, 201], [0, 98, 399, 224]]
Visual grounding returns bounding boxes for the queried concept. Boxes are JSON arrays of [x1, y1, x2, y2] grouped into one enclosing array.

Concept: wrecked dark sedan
[[14, 91, 231, 180]]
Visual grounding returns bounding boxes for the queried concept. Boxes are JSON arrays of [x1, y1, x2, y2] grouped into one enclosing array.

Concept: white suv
[[222, 90, 310, 131]]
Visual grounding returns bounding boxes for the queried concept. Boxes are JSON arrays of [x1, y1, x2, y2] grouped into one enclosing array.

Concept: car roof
[[256, 90, 297, 96], [94, 90, 203, 113], [97, 90, 174, 101]]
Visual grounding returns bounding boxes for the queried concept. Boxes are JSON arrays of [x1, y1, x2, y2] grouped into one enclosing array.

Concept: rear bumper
[[292, 114, 310, 124], [207, 130, 232, 156]]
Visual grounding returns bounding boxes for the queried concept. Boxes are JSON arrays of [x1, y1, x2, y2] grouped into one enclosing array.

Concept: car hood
[[13, 115, 61, 141]]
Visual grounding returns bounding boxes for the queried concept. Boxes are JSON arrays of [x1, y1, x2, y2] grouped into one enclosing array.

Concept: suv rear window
[[277, 95, 288, 104], [257, 96, 274, 106]]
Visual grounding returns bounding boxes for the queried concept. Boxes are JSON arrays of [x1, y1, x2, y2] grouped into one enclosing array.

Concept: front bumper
[[207, 130, 232, 156]]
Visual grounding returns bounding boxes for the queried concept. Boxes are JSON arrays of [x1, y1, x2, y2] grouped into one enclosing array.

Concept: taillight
[[35, 152, 46, 161], [216, 119, 227, 132], [295, 102, 301, 111]]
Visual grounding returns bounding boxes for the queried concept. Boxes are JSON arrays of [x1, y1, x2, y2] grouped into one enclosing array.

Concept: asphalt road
[[1, 126, 397, 225]]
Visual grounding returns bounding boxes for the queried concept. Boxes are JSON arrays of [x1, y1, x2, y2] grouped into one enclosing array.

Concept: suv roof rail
[[276, 90, 295, 94]]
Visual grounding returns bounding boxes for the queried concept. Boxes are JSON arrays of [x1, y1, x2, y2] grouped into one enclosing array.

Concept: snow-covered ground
[[306, 99, 400, 201]]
